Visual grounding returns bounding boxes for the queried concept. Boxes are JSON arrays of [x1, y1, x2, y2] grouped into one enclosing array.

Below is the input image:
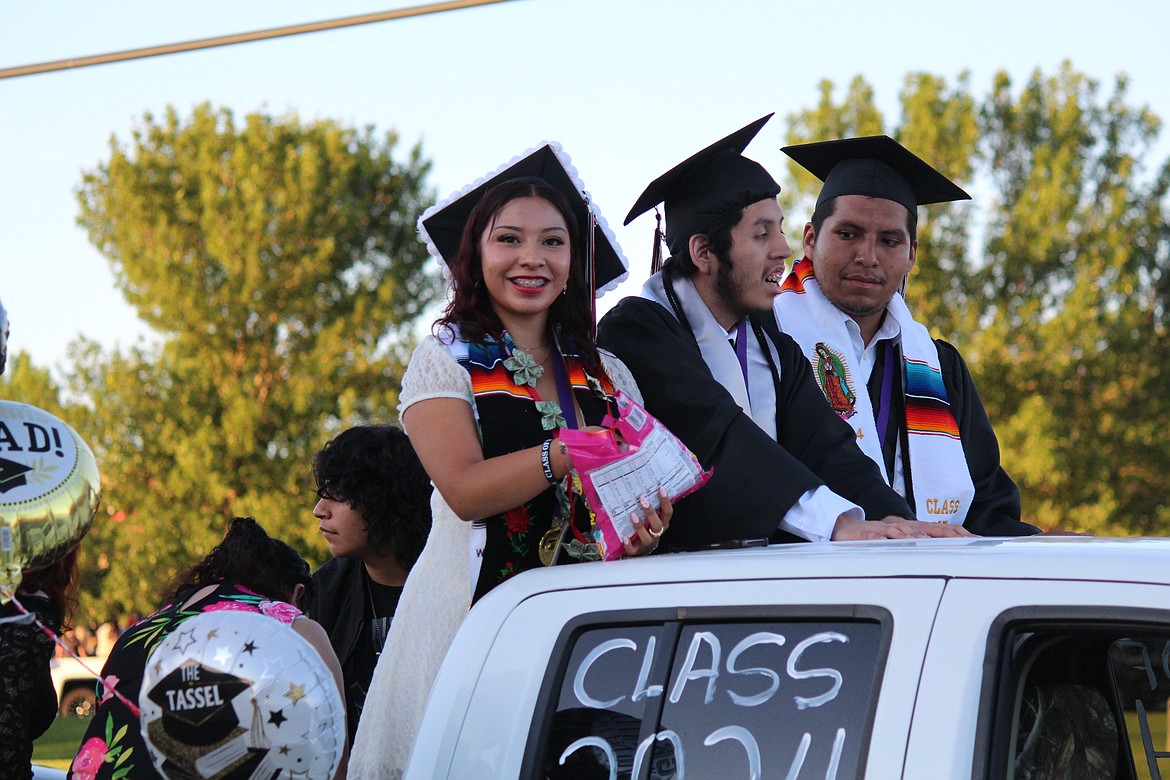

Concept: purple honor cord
[[875, 340, 896, 443], [734, 319, 750, 400], [550, 344, 579, 430]]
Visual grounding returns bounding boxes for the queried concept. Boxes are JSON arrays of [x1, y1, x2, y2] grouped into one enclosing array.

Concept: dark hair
[[20, 546, 80, 630], [809, 196, 918, 243], [312, 425, 433, 569], [163, 517, 313, 604], [435, 177, 603, 375], [663, 206, 745, 280]]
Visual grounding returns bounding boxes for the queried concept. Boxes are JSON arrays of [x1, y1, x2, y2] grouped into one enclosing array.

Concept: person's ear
[[292, 582, 306, 608], [802, 222, 817, 261], [688, 234, 716, 275]]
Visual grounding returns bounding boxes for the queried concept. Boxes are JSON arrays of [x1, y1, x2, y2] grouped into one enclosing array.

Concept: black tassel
[[650, 209, 665, 276]]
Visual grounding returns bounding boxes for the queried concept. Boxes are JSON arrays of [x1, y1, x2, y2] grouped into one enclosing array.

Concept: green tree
[[1, 352, 69, 418], [782, 76, 886, 222], [974, 63, 1170, 534], [73, 104, 438, 615]]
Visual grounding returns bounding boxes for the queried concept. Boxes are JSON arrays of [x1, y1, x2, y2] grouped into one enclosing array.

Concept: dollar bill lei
[[503, 348, 543, 387], [559, 473, 602, 562], [535, 400, 566, 430]]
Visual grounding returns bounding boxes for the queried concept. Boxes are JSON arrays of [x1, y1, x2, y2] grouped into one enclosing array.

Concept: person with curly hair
[[68, 517, 345, 780], [307, 424, 433, 743]]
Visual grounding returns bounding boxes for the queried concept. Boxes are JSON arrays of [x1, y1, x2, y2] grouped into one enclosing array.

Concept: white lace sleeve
[[398, 336, 474, 428], [601, 350, 643, 406]]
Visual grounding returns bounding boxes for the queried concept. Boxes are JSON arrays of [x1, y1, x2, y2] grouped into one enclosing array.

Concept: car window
[[978, 610, 1170, 780], [529, 611, 889, 780], [1108, 637, 1170, 780]]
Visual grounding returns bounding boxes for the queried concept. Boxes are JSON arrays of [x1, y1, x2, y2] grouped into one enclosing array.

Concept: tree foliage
[[975, 65, 1170, 534], [66, 104, 438, 617], [783, 62, 1170, 534]]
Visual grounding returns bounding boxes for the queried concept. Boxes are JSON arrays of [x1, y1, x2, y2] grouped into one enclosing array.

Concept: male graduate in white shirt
[[598, 116, 970, 549], [775, 136, 1038, 535]]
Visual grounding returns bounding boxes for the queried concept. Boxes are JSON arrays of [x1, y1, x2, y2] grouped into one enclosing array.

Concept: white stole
[[775, 261, 975, 525], [642, 273, 777, 439]]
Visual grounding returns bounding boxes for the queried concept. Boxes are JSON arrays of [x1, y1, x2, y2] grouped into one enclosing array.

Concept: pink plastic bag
[[559, 391, 710, 560]]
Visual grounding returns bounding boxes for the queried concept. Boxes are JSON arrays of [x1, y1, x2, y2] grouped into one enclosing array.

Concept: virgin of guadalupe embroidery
[[813, 342, 857, 420]]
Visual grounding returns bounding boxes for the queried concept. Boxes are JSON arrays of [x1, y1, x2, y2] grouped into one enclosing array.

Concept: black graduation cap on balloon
[[418, 143, 629, 299], [0, 457, 32, 495], [781, 135, 971, 212], [624, 114, 782, 262]]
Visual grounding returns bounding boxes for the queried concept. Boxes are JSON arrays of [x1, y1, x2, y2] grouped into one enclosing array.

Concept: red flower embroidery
[[504, 506, 530, 536]]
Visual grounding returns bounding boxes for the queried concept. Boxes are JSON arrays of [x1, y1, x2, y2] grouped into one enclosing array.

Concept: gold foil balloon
[[0, 400, 101, 597]]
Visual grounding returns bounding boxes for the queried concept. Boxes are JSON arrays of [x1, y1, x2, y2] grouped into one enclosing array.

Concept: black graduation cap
[[624, 114, 782, 257], [418, 143, 629, 296], [781, 135, 971, 212], [0, 456, 32, 494]]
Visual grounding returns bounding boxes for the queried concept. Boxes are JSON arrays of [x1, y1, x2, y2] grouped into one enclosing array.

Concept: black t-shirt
[[344, 578, 403, 743]]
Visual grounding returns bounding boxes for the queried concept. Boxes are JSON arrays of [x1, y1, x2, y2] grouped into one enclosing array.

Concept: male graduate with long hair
[[598, 116, 969, 549]]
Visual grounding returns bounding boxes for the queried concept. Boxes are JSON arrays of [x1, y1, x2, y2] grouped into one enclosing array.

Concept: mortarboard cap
[[0, 456, 32, 493], [782, 135, 970, 213], [625, 114, 782, 257], [418, 143, 628, 297]]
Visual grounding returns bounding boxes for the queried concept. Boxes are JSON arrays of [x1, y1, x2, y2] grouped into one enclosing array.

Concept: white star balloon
[[139, 610, 345, 779]]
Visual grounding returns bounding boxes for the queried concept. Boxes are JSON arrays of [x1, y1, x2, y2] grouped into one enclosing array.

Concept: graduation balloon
[[139, 610, 345, 780], [0, 400, 101, 597]]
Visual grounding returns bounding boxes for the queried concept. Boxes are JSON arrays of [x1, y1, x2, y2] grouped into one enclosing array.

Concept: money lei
[[535, 401, 566, 430], [503, 348, 543, 387]]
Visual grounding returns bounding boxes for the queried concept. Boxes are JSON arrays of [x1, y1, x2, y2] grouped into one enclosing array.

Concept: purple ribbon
[[875, 340, 896, 444], [734, 319, 749, 399], [550, 343, 579, 430]]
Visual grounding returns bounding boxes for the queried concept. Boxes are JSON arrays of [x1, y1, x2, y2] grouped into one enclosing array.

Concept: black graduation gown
[[597, 296, 914, 549], [868, 338, 1038, 536]]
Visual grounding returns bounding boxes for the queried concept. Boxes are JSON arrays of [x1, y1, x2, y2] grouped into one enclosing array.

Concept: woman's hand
[[622, 487, 672, 557]]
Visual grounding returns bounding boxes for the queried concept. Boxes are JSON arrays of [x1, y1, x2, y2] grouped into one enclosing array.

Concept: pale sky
[[2, 0, 1168, 370]]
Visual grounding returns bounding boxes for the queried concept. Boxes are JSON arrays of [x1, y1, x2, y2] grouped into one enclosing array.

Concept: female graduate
[[348, 144, 670, 779]]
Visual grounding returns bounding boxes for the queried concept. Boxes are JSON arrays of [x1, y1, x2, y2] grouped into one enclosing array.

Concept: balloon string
[[1, 585, 141, 717]]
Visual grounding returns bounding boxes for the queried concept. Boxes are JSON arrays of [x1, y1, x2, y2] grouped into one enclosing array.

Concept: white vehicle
[[408, 536, 1170, 779], [49, 654, 106, 718]]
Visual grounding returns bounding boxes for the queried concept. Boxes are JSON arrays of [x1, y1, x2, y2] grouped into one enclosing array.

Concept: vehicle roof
[[478, 536, 1170, 605]]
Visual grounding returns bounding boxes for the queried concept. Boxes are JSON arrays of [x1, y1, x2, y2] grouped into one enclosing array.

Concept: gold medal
[[538, 522, 567, 567]]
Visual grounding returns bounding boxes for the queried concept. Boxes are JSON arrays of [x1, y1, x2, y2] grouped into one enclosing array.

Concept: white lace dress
[[347, 335, 641, 780]]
